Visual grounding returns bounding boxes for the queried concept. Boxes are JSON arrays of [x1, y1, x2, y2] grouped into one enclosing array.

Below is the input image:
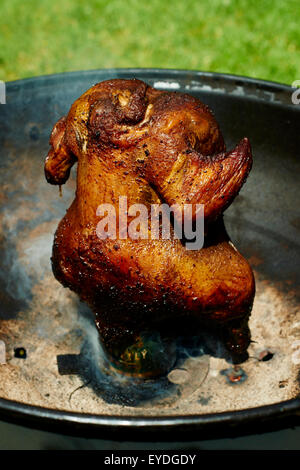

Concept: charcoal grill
[[0, 69, 299, 439]]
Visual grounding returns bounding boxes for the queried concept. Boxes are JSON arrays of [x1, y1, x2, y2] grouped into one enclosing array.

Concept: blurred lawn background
[[0, 0, 299, 84]]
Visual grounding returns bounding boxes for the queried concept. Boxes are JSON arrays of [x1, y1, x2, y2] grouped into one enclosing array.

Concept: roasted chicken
[[45, 79, 255, 377]]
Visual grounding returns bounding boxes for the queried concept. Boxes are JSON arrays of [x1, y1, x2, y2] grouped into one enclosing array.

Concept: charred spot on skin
[[14, 347, 27, 359], [220, 365, 247, 385]]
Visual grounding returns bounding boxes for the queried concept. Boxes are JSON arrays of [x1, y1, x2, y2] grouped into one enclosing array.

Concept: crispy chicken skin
[[45, 79, 255, 373]]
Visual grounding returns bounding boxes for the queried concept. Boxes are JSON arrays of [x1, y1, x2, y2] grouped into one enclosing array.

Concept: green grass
[[0, 0, 299, 84]]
